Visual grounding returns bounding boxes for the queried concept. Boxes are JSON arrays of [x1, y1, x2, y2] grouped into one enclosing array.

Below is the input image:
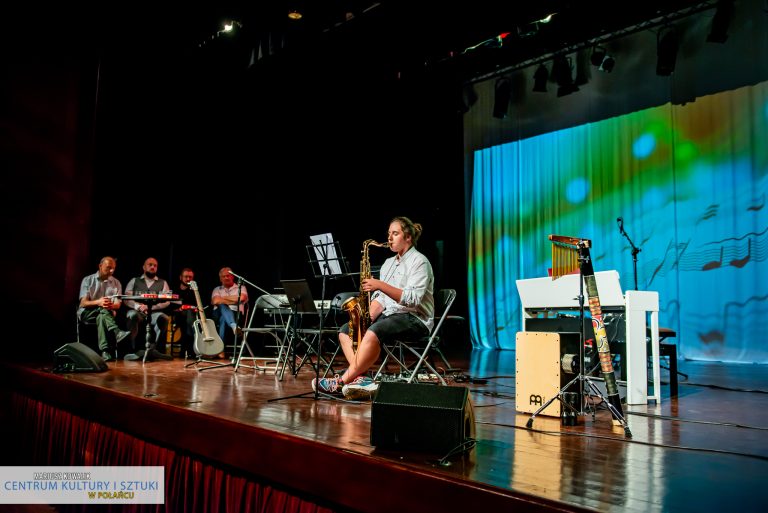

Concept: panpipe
[[549, 234, 626, 426]]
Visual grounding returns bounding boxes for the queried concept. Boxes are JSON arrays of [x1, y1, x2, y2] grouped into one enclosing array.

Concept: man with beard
[[124, 257, 171, 358]]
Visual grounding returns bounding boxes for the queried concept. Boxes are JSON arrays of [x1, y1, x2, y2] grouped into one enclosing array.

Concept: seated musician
[[124, 257, 171, 355], [171, 267, 198, 359], [211, 267, 248, 356], [77, 256, 131, 362], [313, 216, 435, 400]]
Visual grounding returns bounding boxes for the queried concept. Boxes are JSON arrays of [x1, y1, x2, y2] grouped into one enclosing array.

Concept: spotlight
[[532, 64, 548, 92], [706, 0, 734, 43], [493, 78, 512, 119], [600, 55, 615, 72], [590, 47, 607, 67], [552, 55, 579, 97], [590, 46, 615, 72], [656, 26, 679, 76], [459, 84, 478, 114]]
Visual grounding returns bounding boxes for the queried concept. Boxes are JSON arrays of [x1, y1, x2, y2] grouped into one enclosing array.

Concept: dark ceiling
[[179, 1, 716, 80], [11, 1, 715, 83]]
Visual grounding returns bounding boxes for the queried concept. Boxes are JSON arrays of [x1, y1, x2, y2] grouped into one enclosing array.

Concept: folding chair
[[425, 289, 464, 373], [374, 288, 457, 386], [235, 294, 289, 373]]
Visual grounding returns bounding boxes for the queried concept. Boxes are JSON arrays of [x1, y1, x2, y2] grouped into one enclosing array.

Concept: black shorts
[[339, 312, 429, 345]]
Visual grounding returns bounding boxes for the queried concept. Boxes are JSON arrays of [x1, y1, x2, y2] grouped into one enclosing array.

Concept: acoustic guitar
[[190, 281, 224, 356]]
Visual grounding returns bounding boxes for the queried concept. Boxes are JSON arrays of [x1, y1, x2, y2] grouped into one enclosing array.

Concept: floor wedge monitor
[[371, 382, 474, 454], [53, 342, 108, 373]]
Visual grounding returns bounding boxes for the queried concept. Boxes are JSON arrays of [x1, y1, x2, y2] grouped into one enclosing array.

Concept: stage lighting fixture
[[706, 0, 734, 43], [552, 55, 579, 97], [217, 20, 242, 36], [590, 46, 615, 72], [590, 47, 607, 67], [600, 55, 615, 72], [493, 78, 512, 119], [532, 64, 548, 92], [656, 26, 679, 76]]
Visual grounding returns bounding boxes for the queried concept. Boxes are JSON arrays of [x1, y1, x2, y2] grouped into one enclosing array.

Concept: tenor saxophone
[[341, 239, 389, 351]]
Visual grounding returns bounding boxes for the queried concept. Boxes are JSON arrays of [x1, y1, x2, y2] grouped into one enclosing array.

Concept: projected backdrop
[[468, 81, 768, 363]]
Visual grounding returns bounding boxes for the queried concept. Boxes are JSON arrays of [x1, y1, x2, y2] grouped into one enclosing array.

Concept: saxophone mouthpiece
[[365, 239, 389, 248]]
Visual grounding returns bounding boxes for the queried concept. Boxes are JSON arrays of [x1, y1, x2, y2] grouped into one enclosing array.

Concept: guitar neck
[[189, 281, 215, 341], [192, 288, 209, 328]]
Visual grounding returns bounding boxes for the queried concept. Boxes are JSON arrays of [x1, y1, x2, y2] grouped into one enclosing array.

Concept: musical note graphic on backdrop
[[747, 193, 765, 212], [694, 293, 768, 350], [696, 204, 719, 224], [729, 239, 751, 268], [702, 246, 724, 271], [698, 330, 725, 344], [646, 239, 690, 287], [671, 240, 690, 270]]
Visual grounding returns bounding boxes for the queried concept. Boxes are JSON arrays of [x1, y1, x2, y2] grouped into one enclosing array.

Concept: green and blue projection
[[469, 81, 768, 363]]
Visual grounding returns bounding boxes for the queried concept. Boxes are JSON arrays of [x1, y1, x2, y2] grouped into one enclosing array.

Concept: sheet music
[[310, 233, 342, 276]]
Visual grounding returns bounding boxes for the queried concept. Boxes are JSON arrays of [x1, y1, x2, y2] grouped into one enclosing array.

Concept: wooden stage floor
[[3, 347, 768, 512]]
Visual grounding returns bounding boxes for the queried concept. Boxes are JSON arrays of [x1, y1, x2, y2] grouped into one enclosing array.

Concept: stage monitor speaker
[[370, 382, 474, 454], [53, 342, 108, 373]]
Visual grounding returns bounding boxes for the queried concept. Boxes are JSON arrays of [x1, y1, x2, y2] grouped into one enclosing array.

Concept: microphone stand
[[228, 270, 273, 299], [618, 218, 641, 291], [222, 270, 275, 371]]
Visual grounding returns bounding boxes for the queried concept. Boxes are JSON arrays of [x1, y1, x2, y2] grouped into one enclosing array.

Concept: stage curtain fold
[[11, 393, 334, 513]]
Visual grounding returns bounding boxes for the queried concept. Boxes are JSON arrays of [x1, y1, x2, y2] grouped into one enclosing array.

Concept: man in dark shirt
[[172, 267, 198, 358]]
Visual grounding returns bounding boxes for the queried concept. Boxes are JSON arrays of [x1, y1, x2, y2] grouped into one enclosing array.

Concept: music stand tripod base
[[185, 353, 234, 371]]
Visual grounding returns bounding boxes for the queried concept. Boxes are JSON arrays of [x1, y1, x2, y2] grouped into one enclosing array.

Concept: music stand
[[268, 279, 322, 402], [306, 235, 351, 391], [268, 236, 349, 402]]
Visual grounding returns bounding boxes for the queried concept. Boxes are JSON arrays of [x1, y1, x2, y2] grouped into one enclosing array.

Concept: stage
[[2, 346, 767, 512]]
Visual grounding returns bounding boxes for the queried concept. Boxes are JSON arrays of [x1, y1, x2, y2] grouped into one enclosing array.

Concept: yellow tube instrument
[[341, 239, 389, 351]]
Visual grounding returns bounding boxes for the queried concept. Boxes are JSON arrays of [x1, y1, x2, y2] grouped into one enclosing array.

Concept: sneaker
[[342, 378, 378, 400], [312, 376, 343, 396], [114, 329, 131, 345], [101, 351, 115, 362], [348, 375, 374, 386]]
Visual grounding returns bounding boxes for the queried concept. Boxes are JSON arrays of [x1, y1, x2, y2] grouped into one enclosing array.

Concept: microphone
[[225, 271, 273, 297], [616, 217, 623, 224]]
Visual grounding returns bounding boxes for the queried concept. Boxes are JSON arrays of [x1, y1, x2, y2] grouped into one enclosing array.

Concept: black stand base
[[525, 373, 632, 438], [124, 345, 173, 362], [185, 355, 233, 371], [267, 391, 318, 403]]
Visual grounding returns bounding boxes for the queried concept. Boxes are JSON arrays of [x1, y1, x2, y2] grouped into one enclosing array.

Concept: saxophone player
[[312, 216, 435, 399]]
